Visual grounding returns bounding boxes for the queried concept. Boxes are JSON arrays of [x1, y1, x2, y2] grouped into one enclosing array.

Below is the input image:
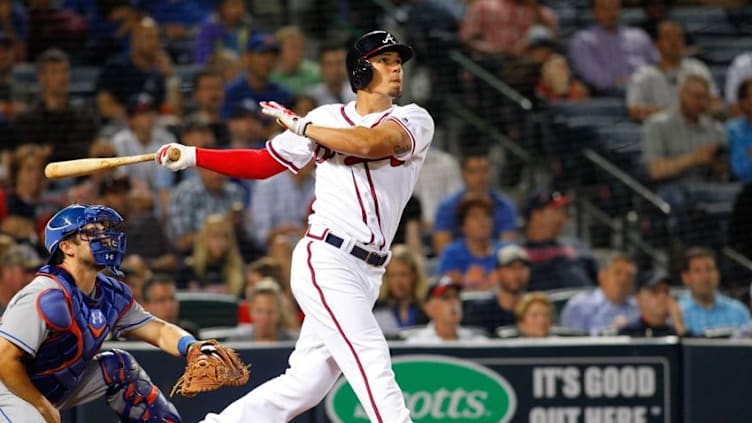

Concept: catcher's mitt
[[170, 339, 251, 397]]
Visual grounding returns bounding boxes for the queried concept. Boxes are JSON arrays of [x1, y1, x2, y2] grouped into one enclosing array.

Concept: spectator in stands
[[728, 79, 752, 183], [438, 196, 505, 291], [724, 50, 752, 116], [230, 278, 299, 342], [619, 272, 685, 337], [64, 0, 138, 64], [500, 24, 558, 100], [221, 31, 292, 118], [177, 213, 245, 296], [569, 0, 657, 94], [250, 159, 314, 249], [0, 0, 26, 62], [514, 292, 554, 338], [97, 175, 130, 216], [292, 94, 317, 117], [536, 53, 590, 103], [0, 243, 42, 314], [374, 245, 429, 338], [238, 256, 300, 327], [166, 165, 246, 254], [141, 275, 200, 338], [270, 26, 320, 96], [305, 41, 355, 106], [463, 244, 531, 336], [121, 187, 176, 272], [193, 0, 253, 65], [727, 79, 752, 258], [120, 254, 152, 304], [0, 31, 21, 116], [560, 253, 638, 335], [433, 151, 518, 255], [190, 68, 230, 147], [405, 276, 488, 343], [414, 145, 463, 231], [140, 0, 210, 41], [393, 195, 425, 258], [244, 257, 285, 297], [13, 49, 98, 164], [111, 92, 177, 191], [227, 99, 272, 150], [522, 189, 597, 291], [643, 73, 738, 241], [627, 21, 720, 121], [96, 16, 180, 123], [0, 144, 49, 246], [26, 0, 87, 61], [459, 0, 558, 57], [679, 247, 750, 336]]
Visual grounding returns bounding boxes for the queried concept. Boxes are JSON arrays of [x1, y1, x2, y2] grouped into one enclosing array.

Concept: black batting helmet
[[346, 30, 413, 93]]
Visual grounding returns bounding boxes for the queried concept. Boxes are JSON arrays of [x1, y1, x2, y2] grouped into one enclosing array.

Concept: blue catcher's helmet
[[44, 204, 127, 271]]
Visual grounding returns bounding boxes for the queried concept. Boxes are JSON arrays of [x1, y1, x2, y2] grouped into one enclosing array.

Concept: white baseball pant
[[201, 236, 412, 422]]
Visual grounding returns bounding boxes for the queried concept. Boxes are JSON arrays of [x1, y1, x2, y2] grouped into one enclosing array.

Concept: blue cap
[[246, 32, 279, 53]]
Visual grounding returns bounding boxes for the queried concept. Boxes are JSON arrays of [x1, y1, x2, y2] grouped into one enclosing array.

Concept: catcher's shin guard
[[98, 349, 183, 423]]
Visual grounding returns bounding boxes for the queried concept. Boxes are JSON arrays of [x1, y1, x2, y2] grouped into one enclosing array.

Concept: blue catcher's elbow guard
[[98, 349, 182, 423]]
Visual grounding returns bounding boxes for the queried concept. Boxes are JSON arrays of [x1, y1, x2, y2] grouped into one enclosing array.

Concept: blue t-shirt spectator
[[727, 117, 752, 183], [438, 240, 506, 291], [221, 75, 292, 119], [679, 292, 751, 336], [433, 190, 518, 240]]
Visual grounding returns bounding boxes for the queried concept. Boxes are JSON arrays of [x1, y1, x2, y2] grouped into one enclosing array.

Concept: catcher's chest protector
[[29, 265, 134, 404]]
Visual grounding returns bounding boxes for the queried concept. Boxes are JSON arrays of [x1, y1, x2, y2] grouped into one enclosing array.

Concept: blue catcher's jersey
[[28, 265, 136, 404]]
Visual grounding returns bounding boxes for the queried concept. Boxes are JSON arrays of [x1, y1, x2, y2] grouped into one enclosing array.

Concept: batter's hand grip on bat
[[168, 148, 181, 162]]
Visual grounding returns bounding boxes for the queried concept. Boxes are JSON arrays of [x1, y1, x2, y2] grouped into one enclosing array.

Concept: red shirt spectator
[[459, 0, 558, 57]]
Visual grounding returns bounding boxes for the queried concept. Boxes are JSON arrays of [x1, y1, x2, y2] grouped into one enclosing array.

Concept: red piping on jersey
[[196, 147, 288, 178], [340, 105, 355, 126], [351, 170, 375, 244], [363, 163, 386, 250], [305, 241, 383, 423]]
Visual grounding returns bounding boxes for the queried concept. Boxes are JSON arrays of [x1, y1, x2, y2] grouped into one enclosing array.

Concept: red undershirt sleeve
[[195, 147, 287, 179]]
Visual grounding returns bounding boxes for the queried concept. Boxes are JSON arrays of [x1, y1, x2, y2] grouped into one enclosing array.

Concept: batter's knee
[[98, 349, 182, 423]]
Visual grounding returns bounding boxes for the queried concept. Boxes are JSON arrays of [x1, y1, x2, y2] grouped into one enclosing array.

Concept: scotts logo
[[326, 356, 516, 422]]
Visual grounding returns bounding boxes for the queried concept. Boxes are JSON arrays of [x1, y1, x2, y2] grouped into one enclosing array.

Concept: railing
[[447, 49, 533, 112], [581, 148, 672, 269]]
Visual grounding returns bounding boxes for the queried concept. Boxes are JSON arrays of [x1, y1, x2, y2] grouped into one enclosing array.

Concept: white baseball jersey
[[266, 100, 435, 251], [201, 101, 434, 423]]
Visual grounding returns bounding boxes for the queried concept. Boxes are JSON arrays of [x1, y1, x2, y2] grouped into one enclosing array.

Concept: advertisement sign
[[327, 355, 516, 423], [326, 354, 672, 423]]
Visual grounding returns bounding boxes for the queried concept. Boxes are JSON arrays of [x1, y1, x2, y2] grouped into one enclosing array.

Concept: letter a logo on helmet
[[347, 30, 413, 93]]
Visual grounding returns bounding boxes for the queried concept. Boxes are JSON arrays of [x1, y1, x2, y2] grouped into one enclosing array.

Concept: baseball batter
[[156, 30, 434, 422], [0, 204, 208, 423]]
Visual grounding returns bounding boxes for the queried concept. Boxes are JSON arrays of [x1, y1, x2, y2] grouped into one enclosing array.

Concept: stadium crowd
[[2, 0, 752, 344]]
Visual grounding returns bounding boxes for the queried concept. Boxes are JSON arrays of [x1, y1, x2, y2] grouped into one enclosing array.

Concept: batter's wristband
[[178, 335, 197, 357]]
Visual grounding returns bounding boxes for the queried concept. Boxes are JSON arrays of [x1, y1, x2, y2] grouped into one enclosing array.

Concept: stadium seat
[[177, 292, 239, 329]]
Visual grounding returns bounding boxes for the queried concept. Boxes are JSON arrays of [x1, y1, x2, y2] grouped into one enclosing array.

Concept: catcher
[[0, 204, 248, 423]]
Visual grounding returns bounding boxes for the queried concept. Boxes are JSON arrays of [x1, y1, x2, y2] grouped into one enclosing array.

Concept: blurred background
[[3, 0, 752, 421]]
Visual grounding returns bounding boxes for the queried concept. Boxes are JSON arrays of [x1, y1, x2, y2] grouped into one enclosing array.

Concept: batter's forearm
[[306, 125, 398, 159], [0, 358, 51, 412], [196, 148, 287, 179]]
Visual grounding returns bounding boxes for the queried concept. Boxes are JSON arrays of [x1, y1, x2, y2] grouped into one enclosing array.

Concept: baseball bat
[[44, 148, 181, 180]]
